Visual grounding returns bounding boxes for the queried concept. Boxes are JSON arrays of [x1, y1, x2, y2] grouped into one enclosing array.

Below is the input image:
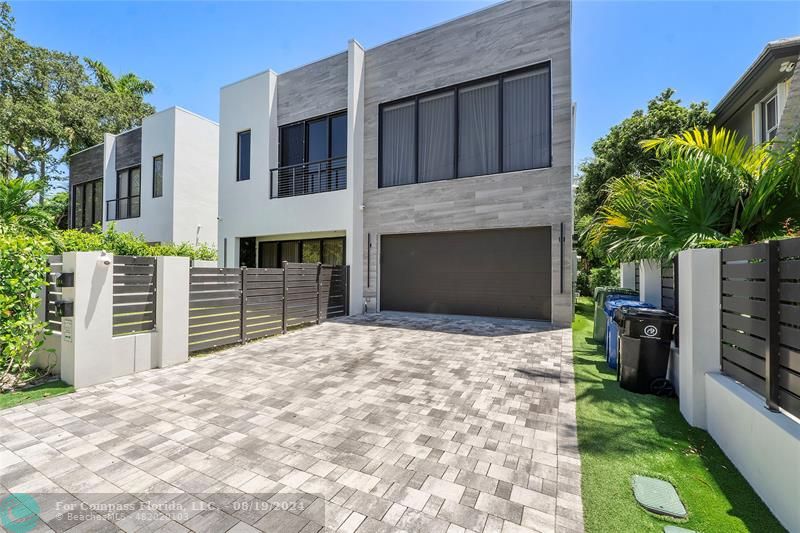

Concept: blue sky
[[9, 1, 800, 169]]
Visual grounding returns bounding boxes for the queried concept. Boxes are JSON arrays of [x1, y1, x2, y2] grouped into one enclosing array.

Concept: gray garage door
[[380, 227, 551, 320]]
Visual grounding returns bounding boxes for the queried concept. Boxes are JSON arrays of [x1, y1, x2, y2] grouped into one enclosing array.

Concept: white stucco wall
[[172, 108, 219, 246], [217, 70, 354, 271], [111, 110, 176, 242], [706, 373, 800, 532], [104, 108, 218, 246]]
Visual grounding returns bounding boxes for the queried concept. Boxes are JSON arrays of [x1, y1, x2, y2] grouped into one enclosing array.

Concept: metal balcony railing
[[269, 156, 347, 199], [107, 195, 141, 221]]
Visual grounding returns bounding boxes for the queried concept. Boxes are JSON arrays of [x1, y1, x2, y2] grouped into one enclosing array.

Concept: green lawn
[[572, 296, 785, 533], [0, 380, 74, 410]]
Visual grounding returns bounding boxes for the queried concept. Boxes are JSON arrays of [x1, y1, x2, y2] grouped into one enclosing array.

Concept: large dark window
[[72, 179, 103, 230], [379, 63, 551, 187], [109, 166, 140, 220], [152, 155, 163, 198], [237, 130, 251, 181], [257, 237, 345, 268], [272, 111, 348, 198]]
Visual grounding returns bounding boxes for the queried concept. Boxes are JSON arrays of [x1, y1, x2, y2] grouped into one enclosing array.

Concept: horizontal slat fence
[[189, 267, 243, 352], [661, 258, 678, 315], [243, 268, 283, 341], [188, 263, 349, 353], [113, 256, 156, 336], [720, 238, 800, 418], [45, 255, 63, 332]]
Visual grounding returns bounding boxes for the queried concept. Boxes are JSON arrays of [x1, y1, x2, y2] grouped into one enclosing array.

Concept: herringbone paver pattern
[[0, 313, 583, 533]]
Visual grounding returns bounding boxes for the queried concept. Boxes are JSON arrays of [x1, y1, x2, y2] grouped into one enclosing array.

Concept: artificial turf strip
[[0, 380, 74, 410], [572, 297, 786, 533]]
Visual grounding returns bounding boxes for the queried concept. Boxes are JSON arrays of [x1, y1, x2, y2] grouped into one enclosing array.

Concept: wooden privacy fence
[[720, 237, 800, 418], [188, 263, 349, 353], [113, 256, 157, 336], [661, 258, 678, 315], [45, 255, 63, 332]]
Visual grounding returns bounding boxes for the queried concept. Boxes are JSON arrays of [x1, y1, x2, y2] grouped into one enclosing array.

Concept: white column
[[346, 39, 366, 315], [155, 256, 190, 368], [59, 251, 115, 388], [639, 259, 662, 307], [678, 248, 721, 429], [620, 262, 636, 289]]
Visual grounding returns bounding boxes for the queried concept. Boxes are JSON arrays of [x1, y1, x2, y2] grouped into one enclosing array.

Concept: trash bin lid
[[619, 307, 677, 322], [604, 298, 653, 315], [594, 286, 638, 303]]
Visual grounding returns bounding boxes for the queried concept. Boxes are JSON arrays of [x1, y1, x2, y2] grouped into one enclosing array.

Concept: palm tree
[[84, 59, 154, 97], [585, 127, 800, 262], [0, 177, 61, 242]]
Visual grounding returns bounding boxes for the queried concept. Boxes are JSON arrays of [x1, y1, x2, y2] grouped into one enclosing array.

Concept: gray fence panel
[[113, 256, 156, 336]]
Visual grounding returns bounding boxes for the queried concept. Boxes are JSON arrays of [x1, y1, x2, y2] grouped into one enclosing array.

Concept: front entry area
[[380, 227, 552, 320]]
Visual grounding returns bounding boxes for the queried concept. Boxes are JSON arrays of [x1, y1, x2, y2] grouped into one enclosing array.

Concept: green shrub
[[589, 265, 620, 295], [0, 232, 50, 391], [58, 224, 217, 261], [576, 268, 591, 296]]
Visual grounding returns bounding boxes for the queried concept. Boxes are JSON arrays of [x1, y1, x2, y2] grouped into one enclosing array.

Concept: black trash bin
[[613, 307, 678, 394]]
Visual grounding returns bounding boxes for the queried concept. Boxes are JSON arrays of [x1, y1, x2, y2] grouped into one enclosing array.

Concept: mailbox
[[55, 272, 74, 288], [53, 299, 74, 318]]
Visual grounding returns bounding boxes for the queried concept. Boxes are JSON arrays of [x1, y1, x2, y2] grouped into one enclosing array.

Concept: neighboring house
[[218, 1, 573, 325], [68, 106, 219, 246], [713, 36, 800, 144]]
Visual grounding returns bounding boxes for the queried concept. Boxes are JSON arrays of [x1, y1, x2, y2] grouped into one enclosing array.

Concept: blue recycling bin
[[604, 299, 654, 370]]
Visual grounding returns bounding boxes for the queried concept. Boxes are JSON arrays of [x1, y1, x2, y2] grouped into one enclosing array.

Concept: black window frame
[[152, 154, 164, 198], [378, 61, 552, 188], [277, 110, 347, 167], [256, 237, 346, 268], [110, 165, 141, 220], [237, 129, 251, 181], [71, 178, 103, 230]]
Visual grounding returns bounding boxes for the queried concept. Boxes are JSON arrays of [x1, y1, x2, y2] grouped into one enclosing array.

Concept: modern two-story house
[[218, 1, 573, 325], [68, 106, 219, 246], [713, 36, 800, 144]]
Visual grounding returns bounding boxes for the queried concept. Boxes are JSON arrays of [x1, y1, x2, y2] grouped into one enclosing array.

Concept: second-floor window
[[379, 62, 551, 187], [237, 130, 251, 181], [153, 155, 163, 197], [110, 166, 141, 220], [72, 179, 103, 230], [271, 111, 348, 198], [762, 93, 778, 141]]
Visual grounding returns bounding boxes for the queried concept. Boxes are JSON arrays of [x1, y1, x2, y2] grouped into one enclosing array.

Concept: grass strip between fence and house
[[572, 296, 786, 533], [0, 380, 74, 411]]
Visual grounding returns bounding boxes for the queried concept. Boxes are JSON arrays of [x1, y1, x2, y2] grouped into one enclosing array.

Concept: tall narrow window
[[330, 113, 347, 159], [237, 130, 251, 181], [381, 101, 416, 186], [503, 68, 550, 171], [418, 91, 455, 182], [92, 180, 103, 225], [152, 155, 163, 198], [762, 93, 778, 141], [458, 81, 500, 178], [73, 184, 84, 229], [113, 166, 140, 220]]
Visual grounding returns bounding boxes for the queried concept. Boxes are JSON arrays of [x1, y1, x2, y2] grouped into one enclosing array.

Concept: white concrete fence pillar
[[155, 256, 189, 368], [59, 251, 114, 388], [639, 259, 662, 308], [620, 262, 636, 289], [677, 248, 721, 429]]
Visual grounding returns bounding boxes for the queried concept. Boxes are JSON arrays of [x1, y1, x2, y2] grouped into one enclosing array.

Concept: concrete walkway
[[0, 314, 583, 533]]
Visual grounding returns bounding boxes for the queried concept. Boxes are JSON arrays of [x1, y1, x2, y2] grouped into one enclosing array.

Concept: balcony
[[270, 156, 347, 199], [107, 195, 141, 221]]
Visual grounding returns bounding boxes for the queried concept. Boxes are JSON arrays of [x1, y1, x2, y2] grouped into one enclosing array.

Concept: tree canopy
[[575, 89, 713, 223], [0, 2, 155, 196]]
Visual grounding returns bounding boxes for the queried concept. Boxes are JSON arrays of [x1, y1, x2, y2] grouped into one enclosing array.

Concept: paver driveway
[[0, 314, 583, 533]]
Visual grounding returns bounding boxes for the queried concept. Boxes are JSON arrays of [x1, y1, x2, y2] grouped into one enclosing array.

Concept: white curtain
[[419, 91, 455, 182], [382, 101, 416, 186], [503, 67, 550, 171], [458, 81, 499, 178]]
